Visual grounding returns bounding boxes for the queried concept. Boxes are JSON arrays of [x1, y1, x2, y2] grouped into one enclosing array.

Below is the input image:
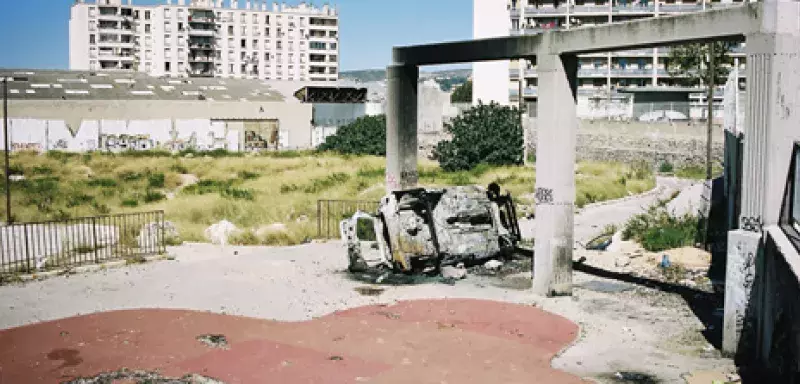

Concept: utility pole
[[706, 42, 715, 181], [3, 76, 10, 224]]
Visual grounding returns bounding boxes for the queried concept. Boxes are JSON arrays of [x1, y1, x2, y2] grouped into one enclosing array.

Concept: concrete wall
[[0, 100, 313, 151], [529, 120, 725, 166]]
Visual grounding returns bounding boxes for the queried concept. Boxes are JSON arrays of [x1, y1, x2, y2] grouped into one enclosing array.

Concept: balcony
[[189, 43, 216, 50], [189, 56, 215, 63], [188, 16, 215, 24], [188, 28, 216, 37], [612, 48, 655, 56], [658, 3, 703, 12], [525, 6, 568, 14], [572, 5, 611, 13], [612, 4, 655, 13], [578, 68, 609, 76], [610, 68, 652, 76]]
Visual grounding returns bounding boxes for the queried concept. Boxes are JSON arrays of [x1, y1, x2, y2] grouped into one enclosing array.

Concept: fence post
[[92, 217, 99, 263], [317, 200, 321, 238], [160, 211, 165, 254], [23, 224, 30, 272]]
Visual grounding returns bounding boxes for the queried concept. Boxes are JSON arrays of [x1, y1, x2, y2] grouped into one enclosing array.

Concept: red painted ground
[[0, 299, 588, 384]]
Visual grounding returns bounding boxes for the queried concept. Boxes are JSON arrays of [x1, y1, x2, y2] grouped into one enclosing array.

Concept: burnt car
[[340, 183, 521, 273]]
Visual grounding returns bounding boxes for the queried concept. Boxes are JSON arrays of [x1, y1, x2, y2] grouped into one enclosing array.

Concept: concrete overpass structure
[[386, 0, 800, 376]]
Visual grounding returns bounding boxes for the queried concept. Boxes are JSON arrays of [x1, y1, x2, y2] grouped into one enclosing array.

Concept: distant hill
[[340, 68, 472, 91]]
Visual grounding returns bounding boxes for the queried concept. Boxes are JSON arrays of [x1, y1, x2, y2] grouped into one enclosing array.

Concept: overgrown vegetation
[[450, 80, 472, 103], [622, 198, 700, 252], [435, 102, 524, 171], [676, 164, 723, 180], [3, 151, 655, 246], [317, 115, 386, 156]]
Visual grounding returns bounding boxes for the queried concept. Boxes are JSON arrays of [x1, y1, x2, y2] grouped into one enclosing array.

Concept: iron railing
[[0, 211, 166, 275], [317, 200, 379, 239]]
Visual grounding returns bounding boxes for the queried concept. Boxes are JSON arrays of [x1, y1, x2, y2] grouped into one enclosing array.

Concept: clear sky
[[0, 0, 473, 72]]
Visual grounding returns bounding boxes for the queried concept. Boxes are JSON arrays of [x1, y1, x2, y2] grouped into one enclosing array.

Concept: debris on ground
[[204, 220, 239, 246], [483, 259, 504, 271], [62, 368, 224, 384], [441, 265, 467, 280], [354, 286, 385, 296], [196, 334, 229, 349]]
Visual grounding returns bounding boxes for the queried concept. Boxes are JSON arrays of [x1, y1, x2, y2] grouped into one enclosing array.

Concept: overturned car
[[340, 183, 521, 274]]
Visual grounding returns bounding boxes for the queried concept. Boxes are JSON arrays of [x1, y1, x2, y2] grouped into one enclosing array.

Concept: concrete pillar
[[533, 53, 579, 297], [386, 65, 419, 191], [723, 0, 800, 355]]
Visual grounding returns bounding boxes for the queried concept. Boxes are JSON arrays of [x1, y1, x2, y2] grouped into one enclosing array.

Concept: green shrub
[[118, 150, 172, 158], [8, 164, 24, 175], [622, 199, 700, 252], [450, 80, 472, 103], [302, 172, 350, 193], [143, 190, 166, 203], [237, 170, 260, 180], [66, 192, 95, 208], [230, 230, 261, 245], [147, 172, 166, 188], [659, 161, 675, 173], [182, 179, 231, 195], [435, 102, 523, 171], [31, 165, 53, 175], [121, 198, 139, 207], [46, 151, 80, 161], [87, 178, 118, 188], [317, 115, 386, 156], [170, 162, 189, 174], [118, 170, 143, 182], [356, 167, 385, 178], [221, 187, 255, 201]]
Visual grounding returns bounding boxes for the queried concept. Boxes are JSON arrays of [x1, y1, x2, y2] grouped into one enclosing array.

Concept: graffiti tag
[[400, 170, 419, 185], [534, 188, 554, 205], [741, 216, 763, 233], [12, 143, 43, 152]]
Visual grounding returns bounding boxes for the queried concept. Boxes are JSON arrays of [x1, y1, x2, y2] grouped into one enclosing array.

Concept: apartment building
[[505, 0, 749, 102], [70, 0, 339, 81]]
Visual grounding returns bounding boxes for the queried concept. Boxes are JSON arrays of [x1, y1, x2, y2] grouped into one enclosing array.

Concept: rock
[[615, 255, 631, 268], [441, 265, 467, 280], [9, 175, 25, 182], [483, 259, 504, 271], [138, 221, 180, 248], [256, 223, 288, 238], [204, 220, 239, 246]]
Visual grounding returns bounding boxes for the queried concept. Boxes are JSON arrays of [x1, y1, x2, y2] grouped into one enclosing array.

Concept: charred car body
[[341, 183, 521, 273]]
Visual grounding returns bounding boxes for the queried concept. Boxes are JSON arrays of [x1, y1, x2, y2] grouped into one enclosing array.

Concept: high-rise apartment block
[[507, 0, 749, 102], [70, 0, 339, 81]]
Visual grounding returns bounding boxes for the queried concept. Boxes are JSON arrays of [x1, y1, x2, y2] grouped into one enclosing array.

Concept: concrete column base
[[386, 65, 419, 192]]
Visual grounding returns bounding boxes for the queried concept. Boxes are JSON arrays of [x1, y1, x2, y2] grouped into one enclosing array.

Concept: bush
[[143, 190, 166, 203], [659, 161, 674, 173], [622, 199, 700, 252], [434, 102, 523, 171], [450, 80, 472, 103], [148, 172, 166, 188], [237, 170, 260, 180], [88, 178, 118, 188], [170, 162, 189, 174], [221, 187, 255, 200], [317, 115, 386, 156]]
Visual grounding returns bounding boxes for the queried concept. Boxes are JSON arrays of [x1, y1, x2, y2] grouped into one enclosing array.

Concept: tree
[[317, 115, 386, 156], [450, 80, 473, 103], [434, 102, 523, 171], [666, 42, 734, 87]]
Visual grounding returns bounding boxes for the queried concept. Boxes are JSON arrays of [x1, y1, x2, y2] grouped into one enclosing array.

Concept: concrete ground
[[0, 177, 734, 383]]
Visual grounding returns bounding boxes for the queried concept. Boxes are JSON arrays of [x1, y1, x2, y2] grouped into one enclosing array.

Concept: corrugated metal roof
[[0, 69, 343, 102]]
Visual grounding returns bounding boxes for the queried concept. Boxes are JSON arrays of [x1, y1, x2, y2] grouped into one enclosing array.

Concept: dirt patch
[[196, 334, 228, 349], [62, 369, 224, 384]]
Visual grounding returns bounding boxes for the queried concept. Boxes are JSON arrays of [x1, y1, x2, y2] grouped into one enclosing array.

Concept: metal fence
[[317, 200, 380, 239], [0, 211, 166, 275]]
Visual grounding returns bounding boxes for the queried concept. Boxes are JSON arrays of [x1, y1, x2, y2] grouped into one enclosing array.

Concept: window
[[252, 14, 258, 23], [165, 9, 171, 18], [265, 15, 270, 24], [228, 25, 234, 34], [145, 24, 151, 33], [253, 39, 258, 49], [165, 62, 171, 71], [330, 42, 337, 50], [178, 22, 184, 31], [241, 39, 246, 48], [309, 41, 326, 50], [265, 28, 270, 37], [89, 34, 96, 44], [329, 31, 337, 38], [145, 11, 150, 20], [241, 52, 246, 60], [240, 13, 246, 23], [276, 41, 282, 49], [329, 54, 337, 62]]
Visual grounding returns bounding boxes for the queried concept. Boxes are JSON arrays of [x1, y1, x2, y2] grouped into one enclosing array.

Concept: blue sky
[[0, 0, 472, 71]]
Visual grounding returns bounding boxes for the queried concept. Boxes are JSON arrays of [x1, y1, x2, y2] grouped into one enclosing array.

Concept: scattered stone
[[196, 334, 229, 349], [483, 259, 504, 271], [62, 368, 224, 384], [9, 175, 25, 182], [615, 256, 631, 268], [204, 220, 239, 246], [329, 355, 344, 361], [441, 265, 467, 280]]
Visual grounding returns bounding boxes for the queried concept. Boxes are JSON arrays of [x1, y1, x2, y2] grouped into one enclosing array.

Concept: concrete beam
[[392, 4, 760, 66], [385, 65, 419, 191]]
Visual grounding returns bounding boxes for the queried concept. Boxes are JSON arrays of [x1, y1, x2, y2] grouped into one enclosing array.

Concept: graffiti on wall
[[0, 118, 281, 153]]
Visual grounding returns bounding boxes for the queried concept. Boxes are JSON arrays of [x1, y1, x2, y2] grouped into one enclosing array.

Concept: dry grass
[[2, 151, 654, 245]]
